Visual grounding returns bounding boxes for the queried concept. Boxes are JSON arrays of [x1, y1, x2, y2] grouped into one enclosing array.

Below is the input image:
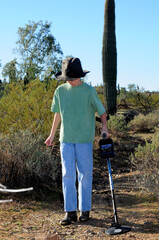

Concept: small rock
[[46, 235, 61, 240]]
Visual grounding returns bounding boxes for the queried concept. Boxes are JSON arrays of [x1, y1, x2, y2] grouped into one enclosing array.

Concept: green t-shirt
[[51, 82, 105, 143]]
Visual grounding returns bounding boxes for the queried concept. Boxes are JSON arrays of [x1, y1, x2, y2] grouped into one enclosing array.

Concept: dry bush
[[128, 112, 159, 133], [130, 132, 159, 198], [0, 130, 61, 193]]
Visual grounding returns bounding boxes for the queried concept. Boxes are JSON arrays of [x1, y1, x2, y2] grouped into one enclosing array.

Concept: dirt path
[[0, 169, 159, 240]]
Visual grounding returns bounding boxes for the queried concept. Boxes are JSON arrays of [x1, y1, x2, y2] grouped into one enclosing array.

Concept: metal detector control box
[[99, 138, 115, 159]]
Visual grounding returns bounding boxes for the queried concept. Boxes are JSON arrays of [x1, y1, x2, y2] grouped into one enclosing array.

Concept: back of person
[[51, 82, 105, 143]]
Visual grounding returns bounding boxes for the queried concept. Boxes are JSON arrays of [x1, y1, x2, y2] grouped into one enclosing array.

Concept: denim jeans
[[60, 143, 93, 212]]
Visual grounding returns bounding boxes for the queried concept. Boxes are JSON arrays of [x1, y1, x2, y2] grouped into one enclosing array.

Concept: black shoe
[[79, 211, 90, 222], [60, 211, 77, 225]]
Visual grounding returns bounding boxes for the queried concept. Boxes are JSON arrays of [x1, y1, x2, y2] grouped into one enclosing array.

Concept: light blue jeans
[[60, 143, 93, 212]]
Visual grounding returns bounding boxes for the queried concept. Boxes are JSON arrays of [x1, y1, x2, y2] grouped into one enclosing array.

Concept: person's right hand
[[44, 135, 54, 146]]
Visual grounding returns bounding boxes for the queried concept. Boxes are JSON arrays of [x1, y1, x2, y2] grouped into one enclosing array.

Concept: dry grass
[[0, 171, 159, 240]]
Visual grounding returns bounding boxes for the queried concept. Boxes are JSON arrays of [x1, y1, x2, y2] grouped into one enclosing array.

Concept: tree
[[127, 84, 137, 92], [102, 0, 117, 115], [2, 59, 18, 83], [14, 20, 63, 83]]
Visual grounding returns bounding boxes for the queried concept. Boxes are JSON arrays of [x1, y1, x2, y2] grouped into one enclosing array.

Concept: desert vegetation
[[0, 79, 159, 198], [96, 83, 159, 199], [0, 17, 159, 240], [0, 79, 159, 239]]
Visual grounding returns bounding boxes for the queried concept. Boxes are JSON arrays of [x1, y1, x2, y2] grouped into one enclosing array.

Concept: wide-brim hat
[[55, 57, 90, 81]]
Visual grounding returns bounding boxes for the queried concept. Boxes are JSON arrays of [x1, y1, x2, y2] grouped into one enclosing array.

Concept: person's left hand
[[101, 128, 110, 138]]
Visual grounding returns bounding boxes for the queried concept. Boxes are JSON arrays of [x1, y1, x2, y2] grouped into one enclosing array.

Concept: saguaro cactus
[[102, 0, 117, 115]]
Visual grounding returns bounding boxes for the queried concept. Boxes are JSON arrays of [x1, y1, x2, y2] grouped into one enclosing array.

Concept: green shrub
[[0, 130, 61, 192], [128, 112, 159, 133], [130, 132, 159, 198], [0, 79, 57, 136], [107, 114, 128, 138]]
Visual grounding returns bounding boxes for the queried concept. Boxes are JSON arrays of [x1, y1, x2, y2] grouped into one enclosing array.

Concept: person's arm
[[100, 112, 109, 138], [45, 112, 61, 146]]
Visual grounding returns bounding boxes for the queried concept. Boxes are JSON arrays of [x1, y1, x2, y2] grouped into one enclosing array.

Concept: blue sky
[[0, 0, 159, 91]]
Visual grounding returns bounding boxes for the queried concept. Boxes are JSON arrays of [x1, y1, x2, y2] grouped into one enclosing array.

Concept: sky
[[0, 0, 159, 91]]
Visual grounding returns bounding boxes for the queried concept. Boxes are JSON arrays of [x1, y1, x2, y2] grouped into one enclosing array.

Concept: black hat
[[55, 57, 90, 81]]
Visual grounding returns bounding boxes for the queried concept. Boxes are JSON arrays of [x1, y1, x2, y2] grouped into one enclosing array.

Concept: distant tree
[[14, 20, 63, 83], [102, 0, 117, 115], [117, 84, 159, 112], [127, 84, 137, 92], [2, 59, 18, 83]]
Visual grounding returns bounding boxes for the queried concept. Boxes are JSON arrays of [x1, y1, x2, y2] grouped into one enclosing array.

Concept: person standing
[[45, 57, 109, 225]]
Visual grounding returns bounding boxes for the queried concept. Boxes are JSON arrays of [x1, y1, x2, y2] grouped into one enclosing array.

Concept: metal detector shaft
[[107, 158, 119, 225], [99, 132, 131, 235]]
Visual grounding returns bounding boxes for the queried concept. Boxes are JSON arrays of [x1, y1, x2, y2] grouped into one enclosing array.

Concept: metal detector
[[99, 133, 131, 235]]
